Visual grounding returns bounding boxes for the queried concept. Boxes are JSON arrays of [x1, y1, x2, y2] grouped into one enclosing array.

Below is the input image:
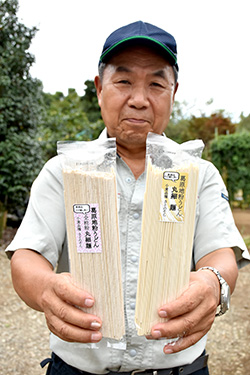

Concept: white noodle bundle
[[135, 159, 199, 336], [63, 168, 125, 340]]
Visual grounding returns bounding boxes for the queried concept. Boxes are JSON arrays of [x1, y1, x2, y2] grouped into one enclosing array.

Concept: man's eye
[[117, 80, 130, 85], [151, 82, 163, 88]]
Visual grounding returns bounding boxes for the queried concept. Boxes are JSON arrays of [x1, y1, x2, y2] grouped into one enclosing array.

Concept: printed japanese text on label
[[159, 171, 188, 222], [73, 203, 102, 253]]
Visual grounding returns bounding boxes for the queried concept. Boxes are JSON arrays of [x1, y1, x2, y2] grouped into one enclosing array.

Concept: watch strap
[[197, 266, 230, 316]]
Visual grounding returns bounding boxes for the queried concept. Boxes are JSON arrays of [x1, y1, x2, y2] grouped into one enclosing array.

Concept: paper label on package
[[73, 204, 102, 253], [159, 171, 188, 222]]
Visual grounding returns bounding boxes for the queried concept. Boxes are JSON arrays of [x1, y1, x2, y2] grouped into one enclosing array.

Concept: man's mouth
[[124, 118, 149, 125]]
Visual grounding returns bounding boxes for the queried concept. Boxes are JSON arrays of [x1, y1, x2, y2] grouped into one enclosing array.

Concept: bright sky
[[17, 0, 250, 120]]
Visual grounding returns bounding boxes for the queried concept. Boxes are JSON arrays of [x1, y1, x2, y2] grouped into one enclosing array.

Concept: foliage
[[166, 103, 236, 148], [210, 132, 250, 204], [80, 80, 101, 123], [39, 88, 104, 160], [0, 128, 43, 211], [236, 113, 250, 133], [187, 111, 235, 146], [0, 0, 44, 216], [165, 101, 191, 143]]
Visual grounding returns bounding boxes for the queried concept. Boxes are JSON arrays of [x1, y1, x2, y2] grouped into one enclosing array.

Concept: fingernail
[[91, 321, 101, 329], [164, 347, 174, 354], [159, 310, 167, 318], [91, 332, 102, 342], [152, 330, 162, 339], [85, 298, 94, 307]]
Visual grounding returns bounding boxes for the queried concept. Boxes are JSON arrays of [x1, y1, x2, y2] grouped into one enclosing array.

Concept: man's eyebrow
[[115, 66, 131, 73], [113, 66, 167, 78], [152, 69, 167, 79]]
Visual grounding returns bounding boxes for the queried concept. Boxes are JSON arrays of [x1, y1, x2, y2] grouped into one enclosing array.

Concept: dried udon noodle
[[135, 159, 199, 336], [63, 168, 125, 340]]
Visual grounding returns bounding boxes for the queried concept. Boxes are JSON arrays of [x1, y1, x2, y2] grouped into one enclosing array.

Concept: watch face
[[221, 283, 230, 313]]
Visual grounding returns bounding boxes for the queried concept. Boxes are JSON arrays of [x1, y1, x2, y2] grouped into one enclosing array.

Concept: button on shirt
[[6, 132, 250, 373]]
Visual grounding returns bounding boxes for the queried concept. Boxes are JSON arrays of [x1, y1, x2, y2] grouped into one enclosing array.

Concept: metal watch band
[[198, 266, 223, 282], [197, 266, 230, 316]]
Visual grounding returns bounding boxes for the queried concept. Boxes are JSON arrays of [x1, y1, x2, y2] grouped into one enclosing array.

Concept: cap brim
[[100, 36, 178, 70]]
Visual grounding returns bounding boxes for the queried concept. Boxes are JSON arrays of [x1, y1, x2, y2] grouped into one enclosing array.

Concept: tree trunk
[[0, 202, 7, 240]]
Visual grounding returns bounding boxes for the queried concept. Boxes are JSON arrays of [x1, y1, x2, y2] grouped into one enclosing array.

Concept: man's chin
[[120, 129, 150, 144], [120, 133, 148, 147]]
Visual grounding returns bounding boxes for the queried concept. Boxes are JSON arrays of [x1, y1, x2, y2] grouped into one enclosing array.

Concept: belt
[[41, 352, 208, 375], [108, 353, 208, 375]]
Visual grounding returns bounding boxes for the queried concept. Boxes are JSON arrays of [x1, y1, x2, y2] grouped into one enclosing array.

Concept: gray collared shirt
[[6, 132, 249, 373]]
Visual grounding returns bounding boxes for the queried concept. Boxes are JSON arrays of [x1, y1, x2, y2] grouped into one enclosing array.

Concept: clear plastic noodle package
[[135, 133, 204, 336], [57, 138, 125, 341]]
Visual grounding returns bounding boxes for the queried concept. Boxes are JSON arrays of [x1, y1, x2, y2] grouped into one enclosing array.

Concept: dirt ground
[[0, 209, 250, 375]]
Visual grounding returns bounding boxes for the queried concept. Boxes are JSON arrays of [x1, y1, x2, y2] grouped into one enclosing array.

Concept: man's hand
[[149, 247, 238, 354], [41, 272, 102, 343], [11, 249, 102, 343], [150, 270, 219, 353]]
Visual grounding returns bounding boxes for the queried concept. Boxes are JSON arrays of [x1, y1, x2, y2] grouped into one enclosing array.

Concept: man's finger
[[163, 330, 208, 354], [46, 313, 103, 343], [44, 273, 95, 310], [152, 305, 215, 340], [50, 298, 102, 329], [158, 282, 203, 319]]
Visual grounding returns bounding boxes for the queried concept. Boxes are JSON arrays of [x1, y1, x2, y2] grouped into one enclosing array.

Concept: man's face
[[95, 46, 178, 148]]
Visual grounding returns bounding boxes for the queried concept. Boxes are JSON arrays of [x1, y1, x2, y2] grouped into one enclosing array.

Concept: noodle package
[[57, 138, 125, 340], [135, 132, 204, 336]]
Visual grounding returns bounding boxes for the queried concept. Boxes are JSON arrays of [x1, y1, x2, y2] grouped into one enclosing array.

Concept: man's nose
[[127, 86, 149, 109]]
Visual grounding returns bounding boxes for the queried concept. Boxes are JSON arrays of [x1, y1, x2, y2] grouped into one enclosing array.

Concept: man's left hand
[[149, 269, 220, 353]]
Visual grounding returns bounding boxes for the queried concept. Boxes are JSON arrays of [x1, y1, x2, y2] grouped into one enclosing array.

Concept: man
[[6, 21, 250, 375]]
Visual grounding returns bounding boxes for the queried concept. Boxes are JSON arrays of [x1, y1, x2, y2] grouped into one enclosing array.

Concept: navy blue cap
[[99, 21, 178, 71]]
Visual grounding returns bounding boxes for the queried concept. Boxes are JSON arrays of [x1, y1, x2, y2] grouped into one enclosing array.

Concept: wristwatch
[[198, 266, 230, 316]]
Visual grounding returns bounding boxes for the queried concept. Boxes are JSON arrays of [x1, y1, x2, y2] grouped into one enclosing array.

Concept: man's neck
[[117, 143, 146, 180]]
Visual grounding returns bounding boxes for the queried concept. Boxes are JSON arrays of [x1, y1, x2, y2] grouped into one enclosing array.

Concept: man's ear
[[173, 82, 179, 101], [94, 76, 102, 107], [170, 82, 179, 115]]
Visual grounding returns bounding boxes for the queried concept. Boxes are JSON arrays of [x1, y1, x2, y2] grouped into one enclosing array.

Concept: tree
[[81, 80, 102, 123], [210, 132, 250, 205], [187, 111, 235, 146], [40, 88, 104, 160], [236, 113, 250, 133], [165, 101, 191, 144], [0, 0, 44, 235]]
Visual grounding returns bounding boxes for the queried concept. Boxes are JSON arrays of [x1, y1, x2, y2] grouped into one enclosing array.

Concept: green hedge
[[210, 132, 250, 205]]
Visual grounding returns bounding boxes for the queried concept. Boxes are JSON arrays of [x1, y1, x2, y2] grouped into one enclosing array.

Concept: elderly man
[[7, 21, 249, 375]]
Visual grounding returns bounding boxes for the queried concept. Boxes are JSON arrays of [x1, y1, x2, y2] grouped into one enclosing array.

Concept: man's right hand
[[41, 272, 102, 342], [11, 249, 102, 343]]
